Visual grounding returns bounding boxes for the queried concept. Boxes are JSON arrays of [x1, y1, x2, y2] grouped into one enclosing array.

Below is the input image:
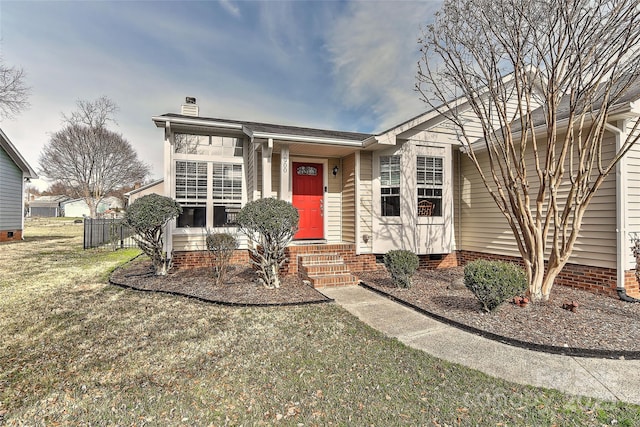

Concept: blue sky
[[0, 0, 441, 189]]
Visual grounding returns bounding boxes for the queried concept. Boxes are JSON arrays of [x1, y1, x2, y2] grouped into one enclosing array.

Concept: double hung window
[[380, 155, 401, 217], [416, 156, 443, 217], [175, 161, 208, 227], [212, 163, 242, 226]]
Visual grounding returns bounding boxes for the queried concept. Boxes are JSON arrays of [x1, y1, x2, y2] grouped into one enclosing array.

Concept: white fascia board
[[152, 116, 244, 131], [250, 131, 365, 147]]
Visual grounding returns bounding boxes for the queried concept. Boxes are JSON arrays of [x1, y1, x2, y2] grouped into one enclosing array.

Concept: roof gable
[[0, 128, 37, 178]]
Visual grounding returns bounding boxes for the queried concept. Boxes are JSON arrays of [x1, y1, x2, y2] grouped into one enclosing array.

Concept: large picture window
[[174, 161, 243, 228], [416, 156, 443, 217], [380, 155, 400, 217]]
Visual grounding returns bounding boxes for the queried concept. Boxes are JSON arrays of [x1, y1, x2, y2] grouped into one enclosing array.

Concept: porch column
[[163, 122, 173, 256], [280, 144, 290, 201], [262, 138, 273, 198]]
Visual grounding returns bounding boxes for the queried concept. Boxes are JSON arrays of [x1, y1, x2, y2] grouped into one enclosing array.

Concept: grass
[[1, 219, 639, 425]]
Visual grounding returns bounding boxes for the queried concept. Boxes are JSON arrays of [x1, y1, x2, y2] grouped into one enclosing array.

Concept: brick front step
[[308, 274, 359, 287], [301, 263, 351, 276], [298, 253, 359, 288]]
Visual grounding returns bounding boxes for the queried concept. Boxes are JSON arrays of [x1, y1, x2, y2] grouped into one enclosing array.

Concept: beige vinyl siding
[[172, 233, 207, 252], [460, 132, 617, 269], [359, 152, 373, 253], [625, 121, 640, 269], [327, 159, 341, 243], [626, 123, 640, 229], [0, 145, 23, 231], [342, 154, 356, 243], [172, 232, 248, 252]]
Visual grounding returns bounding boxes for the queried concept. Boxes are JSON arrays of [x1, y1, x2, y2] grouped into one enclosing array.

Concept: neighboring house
[[152, 95, 640, 298], [61, 196, 124, 218], [0, 128, 37, 242], [29, 195, 70, 217], [123, 179, 164, 207]]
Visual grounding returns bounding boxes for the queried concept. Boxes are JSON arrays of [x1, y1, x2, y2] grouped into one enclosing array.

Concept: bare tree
[[0, 61, 29, 119], [62, 96, 118, 129], [417, 0, 640, 302], [39, 98, 149, 218]]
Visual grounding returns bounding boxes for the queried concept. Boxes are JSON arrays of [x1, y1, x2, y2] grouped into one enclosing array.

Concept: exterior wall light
[[332, 165, 339, 176]]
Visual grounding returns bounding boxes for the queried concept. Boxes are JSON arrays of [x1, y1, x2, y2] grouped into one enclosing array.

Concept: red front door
[[292, 162, 324, 240]]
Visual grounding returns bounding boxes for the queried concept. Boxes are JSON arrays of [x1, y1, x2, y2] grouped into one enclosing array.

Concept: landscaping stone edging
[[359, 281, 640, 360], [109, 276, 334, 307]]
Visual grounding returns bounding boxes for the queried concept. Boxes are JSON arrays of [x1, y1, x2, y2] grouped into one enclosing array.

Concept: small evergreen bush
[[124, 194, 182, 275], [236, 198, 299, 289], [206, 231, 239, 286], [384, 250, 420, 288], [463, 260, 527, 312]]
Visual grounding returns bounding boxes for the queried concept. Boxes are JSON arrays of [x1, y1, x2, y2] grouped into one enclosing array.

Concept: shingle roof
[[161, 113, 374, 142]]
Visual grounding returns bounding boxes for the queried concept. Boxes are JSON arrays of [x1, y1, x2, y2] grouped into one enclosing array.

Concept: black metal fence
[[83, 218, 137, 250]]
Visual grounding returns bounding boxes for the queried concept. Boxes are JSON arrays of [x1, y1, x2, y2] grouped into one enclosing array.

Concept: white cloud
[[219, 0, 241, 18], [326, 1, 442, 131]]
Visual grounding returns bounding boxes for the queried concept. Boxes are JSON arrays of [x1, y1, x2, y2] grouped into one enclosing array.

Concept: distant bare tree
[[62, 96, 118, 129], [39, 98, 149, 218], [0, 61, 30, 119], [417, 0, 640, 302]]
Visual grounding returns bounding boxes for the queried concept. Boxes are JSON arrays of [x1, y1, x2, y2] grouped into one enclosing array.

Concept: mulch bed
[[111, 259, 640, 357], [360, 268, 640, 357], [109, 258, 332, 306]]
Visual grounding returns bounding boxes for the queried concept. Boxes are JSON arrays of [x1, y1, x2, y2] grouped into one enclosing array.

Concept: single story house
[[61, 196, 124, 218], [152, 94, 640, 299], [0, 128, 37, 242], [29, 195, 70, 217], [123, 179, 165, 207]]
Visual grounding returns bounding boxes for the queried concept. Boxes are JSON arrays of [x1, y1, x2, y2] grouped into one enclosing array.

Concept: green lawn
[[1, 219, 638, 425]]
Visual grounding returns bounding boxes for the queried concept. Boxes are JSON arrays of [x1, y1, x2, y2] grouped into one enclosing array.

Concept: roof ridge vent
[[181, 97, 199, 116]]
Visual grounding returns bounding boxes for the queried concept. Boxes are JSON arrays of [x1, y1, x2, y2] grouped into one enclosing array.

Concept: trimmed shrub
[[206, 231, 239, 286], [236, 198, 299, 289], [464, 260, 527, 312], [124, 194, 182, 276], [384, 249, 420, 288]]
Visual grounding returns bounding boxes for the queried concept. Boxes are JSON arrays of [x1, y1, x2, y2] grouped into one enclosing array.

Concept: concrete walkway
[[320, 285, 640, 405]]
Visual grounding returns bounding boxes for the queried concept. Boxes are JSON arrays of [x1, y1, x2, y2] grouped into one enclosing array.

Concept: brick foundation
[[417, 252, 460, 269], [170, 246, 640, 299], [457, 250, 621, 298], [172, 243, 380, 276], [0, 229, 22, 242], [172, 250, 250, 270]]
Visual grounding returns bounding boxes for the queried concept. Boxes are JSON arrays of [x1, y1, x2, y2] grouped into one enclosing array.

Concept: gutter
[[152, 115, 244, 130]]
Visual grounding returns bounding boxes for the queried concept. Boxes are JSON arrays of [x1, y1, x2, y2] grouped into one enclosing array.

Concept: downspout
[[608, 121, 640, 302]]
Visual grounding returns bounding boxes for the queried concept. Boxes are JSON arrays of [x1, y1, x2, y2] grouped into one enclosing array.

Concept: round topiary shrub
[[124, 194, 182, 275], [384, 249, 420, 288], [236, 198, 299, 289], [463, 259, 527, 312]]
